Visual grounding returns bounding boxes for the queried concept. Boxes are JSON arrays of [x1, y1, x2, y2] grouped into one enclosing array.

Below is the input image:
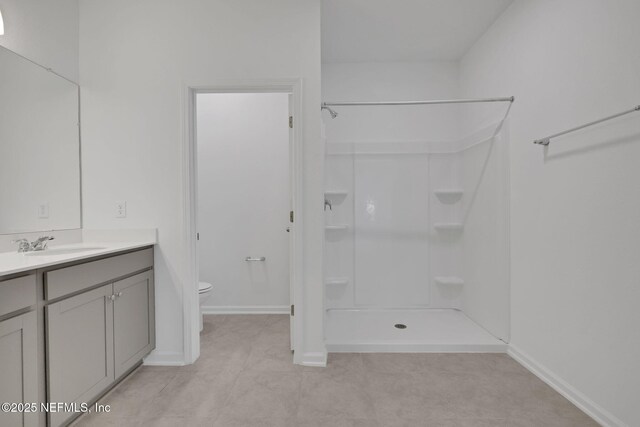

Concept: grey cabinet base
[[114, 270, 155, 379], [0, 246, 155, 427], [0, 311, 38, 427], [46, 285, 115, 427]]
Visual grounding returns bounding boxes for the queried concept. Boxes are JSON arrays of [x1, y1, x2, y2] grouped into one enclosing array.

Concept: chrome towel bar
[[534, 105, 640, 146], [245, 257, 266, 262]]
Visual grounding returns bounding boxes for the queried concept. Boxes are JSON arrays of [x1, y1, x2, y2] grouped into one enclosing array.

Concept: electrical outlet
[[115, 201, 127, 218], [38, 202, 49, 219]]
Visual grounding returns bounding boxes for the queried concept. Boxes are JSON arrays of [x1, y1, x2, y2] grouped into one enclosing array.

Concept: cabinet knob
[[117, 292, 123, 298], [108, 295, 116, 301]]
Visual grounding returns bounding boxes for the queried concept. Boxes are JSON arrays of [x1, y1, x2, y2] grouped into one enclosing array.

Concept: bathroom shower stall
[[322, 63, 511, 352]]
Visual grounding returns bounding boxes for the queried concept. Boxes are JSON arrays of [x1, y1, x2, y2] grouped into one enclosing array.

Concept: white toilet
[[198, 281, 213, 332]]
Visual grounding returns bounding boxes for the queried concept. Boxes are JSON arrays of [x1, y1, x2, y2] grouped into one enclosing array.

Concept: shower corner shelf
[[325, 224, 349, 231], [324, 190, 348, 197], [434, 276, 464, 286], [434, 189, 464, 202], [325, 277, 349, 287], [434, 222, 464, 232]]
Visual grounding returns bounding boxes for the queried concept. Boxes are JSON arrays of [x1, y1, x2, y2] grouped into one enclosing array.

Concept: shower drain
[[394, 323, 407, 329]]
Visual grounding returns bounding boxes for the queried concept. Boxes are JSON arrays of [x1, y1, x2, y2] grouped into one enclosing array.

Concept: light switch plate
[[38, 202, 49, 219], [115, 201, 127, 218]]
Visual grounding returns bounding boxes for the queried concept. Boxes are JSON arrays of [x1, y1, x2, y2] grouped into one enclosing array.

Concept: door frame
[[181, 79, 304, 364]]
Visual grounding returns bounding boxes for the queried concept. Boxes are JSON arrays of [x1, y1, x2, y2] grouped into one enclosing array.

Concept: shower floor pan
[[325, 308, 506, 353]]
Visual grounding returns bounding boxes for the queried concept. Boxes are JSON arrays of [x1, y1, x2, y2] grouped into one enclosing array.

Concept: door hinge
[[290, 304, 294, 316], [289, 116, 293, 129], [290, 211, 294, 223], [197, 232, 200, 241]]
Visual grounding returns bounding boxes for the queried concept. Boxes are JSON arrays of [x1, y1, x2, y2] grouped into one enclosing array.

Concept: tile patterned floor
[[73, 315, 598, 426]]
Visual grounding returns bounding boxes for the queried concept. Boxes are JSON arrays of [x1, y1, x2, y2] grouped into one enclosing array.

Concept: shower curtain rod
[[322, 96, 515, 107]]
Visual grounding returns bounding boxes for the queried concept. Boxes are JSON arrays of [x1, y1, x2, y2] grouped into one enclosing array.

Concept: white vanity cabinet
[[0, 274, 39, 427], [43, 248, 155, 427]]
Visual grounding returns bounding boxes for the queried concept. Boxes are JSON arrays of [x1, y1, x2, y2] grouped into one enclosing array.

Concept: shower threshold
[[325, 308, 506, 353]]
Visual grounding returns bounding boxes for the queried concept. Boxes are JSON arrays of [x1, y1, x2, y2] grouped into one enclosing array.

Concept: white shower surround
[[322, 61, 511, 352], [324, 118, 510, 351]]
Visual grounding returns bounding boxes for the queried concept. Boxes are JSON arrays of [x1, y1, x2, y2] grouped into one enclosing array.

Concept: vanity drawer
[[45, 248, 153, 301], [0, 274, 37, 317]]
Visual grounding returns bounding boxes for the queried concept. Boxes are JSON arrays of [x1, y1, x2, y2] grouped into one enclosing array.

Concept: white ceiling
[[322, 0, 514, 63]]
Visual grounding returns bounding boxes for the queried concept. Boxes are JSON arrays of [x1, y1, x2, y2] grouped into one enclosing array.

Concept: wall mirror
[[0, 45, 81, 234]]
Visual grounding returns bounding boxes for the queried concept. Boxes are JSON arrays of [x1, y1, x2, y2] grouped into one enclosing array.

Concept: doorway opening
[[183, 82, 303, 364]]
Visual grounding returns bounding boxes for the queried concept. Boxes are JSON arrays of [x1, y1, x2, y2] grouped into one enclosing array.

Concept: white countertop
[[0, 240, 156, 277]]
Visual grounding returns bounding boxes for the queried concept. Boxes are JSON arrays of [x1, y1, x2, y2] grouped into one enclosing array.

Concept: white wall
[[197, 93, 290, 311], [322, 62, 460, 142], [461, 1, 640, 425], [79, 0, 323, 365], [0, 0, 79, 81]]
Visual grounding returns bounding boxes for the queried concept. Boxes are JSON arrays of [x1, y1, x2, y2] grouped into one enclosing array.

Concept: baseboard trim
[[143, 350, 186, 366], [300, 351, 327, 367], [508, 345, 625, 427], [201, 305, 289, 314]]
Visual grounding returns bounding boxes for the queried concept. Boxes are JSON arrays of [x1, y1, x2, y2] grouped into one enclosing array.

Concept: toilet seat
[[199, 281, 213, 294]]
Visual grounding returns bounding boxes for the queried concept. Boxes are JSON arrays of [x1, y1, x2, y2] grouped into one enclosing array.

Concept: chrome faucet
[[32, 236, 55, 251], [12, 236, 55, 253]]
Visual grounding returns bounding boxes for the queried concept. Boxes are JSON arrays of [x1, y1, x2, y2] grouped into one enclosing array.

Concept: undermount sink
[[24, 247, 107, 256]]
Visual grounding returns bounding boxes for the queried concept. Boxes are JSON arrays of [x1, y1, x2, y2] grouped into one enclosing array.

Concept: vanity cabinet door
[[46, 284, 114, 427], [0, 311, 38, 427], [113, 270, 155, 379]]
